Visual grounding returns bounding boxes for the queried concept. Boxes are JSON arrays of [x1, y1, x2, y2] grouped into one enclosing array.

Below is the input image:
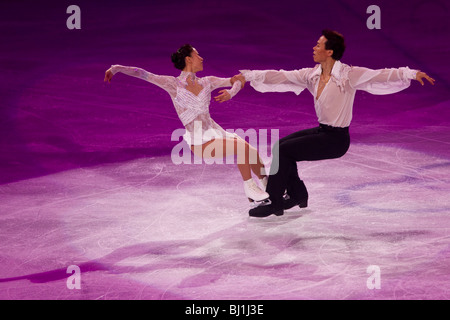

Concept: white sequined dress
[[110, 65, 242, 145]]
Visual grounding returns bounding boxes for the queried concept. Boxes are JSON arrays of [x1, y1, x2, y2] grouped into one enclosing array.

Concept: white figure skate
[[244, 179, 270, 207], [259, 176, 268, 191]]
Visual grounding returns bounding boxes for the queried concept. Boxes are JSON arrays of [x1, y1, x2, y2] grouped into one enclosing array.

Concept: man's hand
[[231, 74, 246, 88], [415, 71, 435, 86], [104, 68, 114, 83]]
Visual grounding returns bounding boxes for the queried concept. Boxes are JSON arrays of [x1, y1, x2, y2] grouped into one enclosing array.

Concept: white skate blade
[[249, 198, 271, 208]]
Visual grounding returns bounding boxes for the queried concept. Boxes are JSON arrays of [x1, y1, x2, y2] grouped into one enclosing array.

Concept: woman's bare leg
[[190, 138, 266, 181], [247, 144, 266, 180]]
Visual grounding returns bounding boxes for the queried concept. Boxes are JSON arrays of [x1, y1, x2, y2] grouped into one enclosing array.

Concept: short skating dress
[[110, 65, 242, 146]]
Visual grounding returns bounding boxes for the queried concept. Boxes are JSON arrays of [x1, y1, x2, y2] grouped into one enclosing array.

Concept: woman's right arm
[[105, 65, 176, 96]]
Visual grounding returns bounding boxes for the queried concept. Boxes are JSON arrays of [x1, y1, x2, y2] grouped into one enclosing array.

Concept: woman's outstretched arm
[[104, 65, 177, 97], [205, 76, 244, 103]]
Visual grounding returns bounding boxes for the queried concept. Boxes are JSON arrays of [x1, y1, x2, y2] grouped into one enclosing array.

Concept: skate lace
[[248, 182, 265, 194]]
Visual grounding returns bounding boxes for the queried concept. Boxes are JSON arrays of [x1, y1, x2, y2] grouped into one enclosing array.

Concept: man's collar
[[311, 60, 343, 79]]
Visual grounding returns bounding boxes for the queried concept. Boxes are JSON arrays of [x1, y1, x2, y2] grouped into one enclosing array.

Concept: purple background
[[1, 0, 449, 184]]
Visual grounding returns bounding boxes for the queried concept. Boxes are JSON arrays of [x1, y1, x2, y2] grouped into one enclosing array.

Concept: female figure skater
[[104, 44, 269, 204]]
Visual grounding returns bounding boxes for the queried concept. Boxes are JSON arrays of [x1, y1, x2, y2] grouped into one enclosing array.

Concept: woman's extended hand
[[104, 68, 114, 83], [214, 90, 231, 103]]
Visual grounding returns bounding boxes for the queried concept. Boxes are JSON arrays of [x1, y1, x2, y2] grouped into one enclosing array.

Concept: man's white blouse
[[240, 61, 418, 128]]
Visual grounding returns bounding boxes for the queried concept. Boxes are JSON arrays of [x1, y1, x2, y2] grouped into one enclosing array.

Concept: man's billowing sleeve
[[240, 68, 312, 95], [348, 66, 418, 94]]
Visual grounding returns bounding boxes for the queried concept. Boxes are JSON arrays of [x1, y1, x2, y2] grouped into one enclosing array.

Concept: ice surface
[[0, 144, 448, 299]]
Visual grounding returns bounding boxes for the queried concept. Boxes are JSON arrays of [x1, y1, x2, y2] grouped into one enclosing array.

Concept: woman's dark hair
[[171, 44, 194, 70], [321, 29, 345, 60]]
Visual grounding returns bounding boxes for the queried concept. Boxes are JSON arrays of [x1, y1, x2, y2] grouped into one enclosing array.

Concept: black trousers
[[267, 124, 350, 205]]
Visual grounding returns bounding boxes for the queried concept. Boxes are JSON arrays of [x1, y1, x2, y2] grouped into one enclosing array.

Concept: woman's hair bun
[[171, 44, 194, 70]]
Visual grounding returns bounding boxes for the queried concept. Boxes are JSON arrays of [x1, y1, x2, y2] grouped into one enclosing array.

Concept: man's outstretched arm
[[415, 71, 435, 86], [230, 68, 313, 95], [349, 66, 435, 94]]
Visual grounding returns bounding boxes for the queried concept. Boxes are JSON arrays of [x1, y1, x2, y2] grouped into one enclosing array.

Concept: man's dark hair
[[171, 44, 194, 70], [322, 29, 346, 60]]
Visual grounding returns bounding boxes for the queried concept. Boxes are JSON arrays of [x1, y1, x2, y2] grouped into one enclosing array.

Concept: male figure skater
[[233, 29, 435, 218]]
